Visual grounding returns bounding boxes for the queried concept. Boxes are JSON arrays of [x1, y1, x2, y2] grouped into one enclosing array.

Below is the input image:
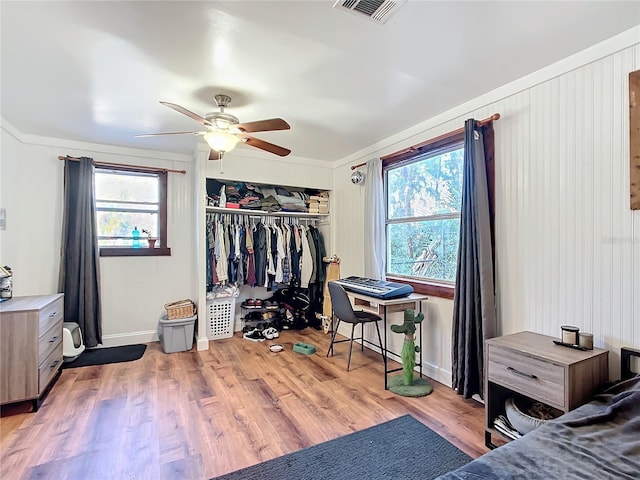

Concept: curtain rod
[[350, 113, 500, 170], [57, 155, 187, 174]]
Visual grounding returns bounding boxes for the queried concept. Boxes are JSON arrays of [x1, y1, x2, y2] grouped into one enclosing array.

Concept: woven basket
[[164, 299, 196, 320]]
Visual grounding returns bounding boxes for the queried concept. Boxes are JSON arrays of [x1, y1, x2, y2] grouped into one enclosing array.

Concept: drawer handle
[[507, 366, 538, 379], [49, 336, 58, 343], [49, 312, 57, 318], [50, 360, 60, 370]]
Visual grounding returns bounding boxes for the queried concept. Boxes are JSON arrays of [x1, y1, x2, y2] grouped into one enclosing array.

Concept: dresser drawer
[[488, 344, 565, 408], [38, 340, 62, 393], [38, 318, 63, 364], [39, 297, 64, 336]]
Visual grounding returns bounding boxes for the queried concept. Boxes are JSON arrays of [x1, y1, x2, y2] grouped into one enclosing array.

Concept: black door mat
[[62, 344, 147, 368]]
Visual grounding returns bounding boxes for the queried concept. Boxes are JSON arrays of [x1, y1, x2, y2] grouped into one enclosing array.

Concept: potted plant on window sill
[[142, 229, 157, 248]]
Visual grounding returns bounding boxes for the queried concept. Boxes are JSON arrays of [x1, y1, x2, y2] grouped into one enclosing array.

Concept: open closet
[[203, 178, 331, 340]]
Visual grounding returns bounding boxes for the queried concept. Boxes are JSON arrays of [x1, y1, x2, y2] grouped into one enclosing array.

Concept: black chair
[[326, 281, 384, 371]]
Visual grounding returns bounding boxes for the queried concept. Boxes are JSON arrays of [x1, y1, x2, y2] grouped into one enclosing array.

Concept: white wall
[[204, 149, 333, 190], [0, 124, 199, 346], [0, 129, 65, 295], [333, 26, 640, 384]]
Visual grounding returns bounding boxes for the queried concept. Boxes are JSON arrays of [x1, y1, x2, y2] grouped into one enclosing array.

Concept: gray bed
[[438, 348, 640, 480]]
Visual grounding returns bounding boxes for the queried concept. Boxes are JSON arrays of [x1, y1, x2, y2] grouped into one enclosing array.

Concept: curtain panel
[[451, 120, 497, 399], [58, 157, 102, 347], [363, 158, 386, 280]]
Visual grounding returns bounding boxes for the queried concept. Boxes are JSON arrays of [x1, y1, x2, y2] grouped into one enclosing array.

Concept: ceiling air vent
[[333, 0, 405, 24]]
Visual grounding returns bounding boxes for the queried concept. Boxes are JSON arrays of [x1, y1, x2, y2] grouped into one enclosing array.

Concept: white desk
[[341, 291, 429, 389]]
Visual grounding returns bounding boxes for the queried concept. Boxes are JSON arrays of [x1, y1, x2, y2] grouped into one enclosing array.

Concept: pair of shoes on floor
[[263, 327, 279, 340], [243, 328, 265, 342]]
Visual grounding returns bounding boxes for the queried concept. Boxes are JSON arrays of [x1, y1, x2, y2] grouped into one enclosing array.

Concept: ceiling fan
[[136, 94, 291, 158]]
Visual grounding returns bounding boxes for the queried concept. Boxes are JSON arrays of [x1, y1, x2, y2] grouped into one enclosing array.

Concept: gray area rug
[[212, 414, 471, 480]]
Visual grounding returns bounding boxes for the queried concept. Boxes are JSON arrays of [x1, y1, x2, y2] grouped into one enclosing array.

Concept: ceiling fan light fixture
[[213, 118, 230, 129], [204, 131, 240, 153]]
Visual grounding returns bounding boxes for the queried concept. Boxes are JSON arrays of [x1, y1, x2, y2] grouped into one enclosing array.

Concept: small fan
[[136, 94, 291, 158]]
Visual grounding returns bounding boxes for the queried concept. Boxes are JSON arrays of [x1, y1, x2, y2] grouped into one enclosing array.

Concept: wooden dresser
[[485, 330, 608, 448], [0, 294, 64, 411]]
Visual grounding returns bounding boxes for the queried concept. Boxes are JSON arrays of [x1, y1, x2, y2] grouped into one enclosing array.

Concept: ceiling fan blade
[[135, 131, 203, 137], [242, 135, 291, 157], [159, 101, 212, 127], [235, 118, 290, 133]]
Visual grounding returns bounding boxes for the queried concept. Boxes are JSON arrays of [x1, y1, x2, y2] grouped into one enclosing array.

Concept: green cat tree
[[388, 309, 433, 397]]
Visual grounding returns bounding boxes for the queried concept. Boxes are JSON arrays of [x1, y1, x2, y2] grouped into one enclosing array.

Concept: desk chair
[[326, 281, 384, 371]]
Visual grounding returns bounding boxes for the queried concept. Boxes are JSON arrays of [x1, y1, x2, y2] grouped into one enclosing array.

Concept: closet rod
[[58, 155, 187, 174], [350, 113, 500, 170]]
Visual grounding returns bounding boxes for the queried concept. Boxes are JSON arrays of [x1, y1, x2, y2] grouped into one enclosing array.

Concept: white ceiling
[[1, 1, 639, 162]]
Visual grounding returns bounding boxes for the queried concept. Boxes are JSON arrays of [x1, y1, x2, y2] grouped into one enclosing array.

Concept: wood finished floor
[[1, 328, 488, 480]]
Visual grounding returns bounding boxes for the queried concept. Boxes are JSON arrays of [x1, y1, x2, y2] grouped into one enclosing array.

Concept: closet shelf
[[206, 206, 328, 218]]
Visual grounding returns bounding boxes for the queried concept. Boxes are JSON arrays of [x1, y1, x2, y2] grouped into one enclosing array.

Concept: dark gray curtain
[[58, 157, 102, 347], [451, 119, 497, 399]]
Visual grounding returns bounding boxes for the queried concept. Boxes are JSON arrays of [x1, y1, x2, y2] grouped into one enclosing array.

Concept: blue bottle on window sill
[[132, 226, 141, 248]]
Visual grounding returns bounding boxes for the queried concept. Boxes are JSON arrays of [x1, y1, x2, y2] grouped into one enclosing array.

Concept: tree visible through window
[[385, 139, 464, 284], [94, 166, 169, 255]]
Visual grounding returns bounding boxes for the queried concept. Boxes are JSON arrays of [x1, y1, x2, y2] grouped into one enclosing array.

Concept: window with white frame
[[384, 135, 464, 284], [94, 166, 169, 255]]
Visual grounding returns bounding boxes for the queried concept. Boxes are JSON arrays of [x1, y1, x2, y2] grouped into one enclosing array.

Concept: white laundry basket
[[206, 297, 235, 340]]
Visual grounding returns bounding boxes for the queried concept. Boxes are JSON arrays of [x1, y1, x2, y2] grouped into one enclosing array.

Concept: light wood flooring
[[1, 328, 488, 480]]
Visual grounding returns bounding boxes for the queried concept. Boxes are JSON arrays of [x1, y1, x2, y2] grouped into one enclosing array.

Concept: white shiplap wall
[[333, 34, 640, 383], [497, 44, 640, 376]]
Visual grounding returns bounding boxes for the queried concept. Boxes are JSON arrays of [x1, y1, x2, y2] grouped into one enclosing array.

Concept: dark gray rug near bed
[[61, 344, 147, 368], [212, 414, 471, 480]]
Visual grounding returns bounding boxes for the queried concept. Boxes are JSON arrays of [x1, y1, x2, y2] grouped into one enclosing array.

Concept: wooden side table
[[484, 331, 608, 449]]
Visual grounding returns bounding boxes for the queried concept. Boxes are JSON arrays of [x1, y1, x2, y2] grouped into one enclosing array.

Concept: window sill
[[386, 275, 455, 300], [99, 247, 172, 257]]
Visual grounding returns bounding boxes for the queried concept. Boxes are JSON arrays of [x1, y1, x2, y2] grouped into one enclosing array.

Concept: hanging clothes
[[246, 224, 257, 286], [204, 212, 324, 299], [281, 225, 291, 284], [290, 225, 301, 286], [253, 222, 267, 287], [300, 226, 313, 288], [216, 221, 228, 283], [306, 225, 327, 327]]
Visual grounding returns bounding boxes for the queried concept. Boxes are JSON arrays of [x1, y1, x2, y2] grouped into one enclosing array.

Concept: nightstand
[[484, 331, 608, 449]]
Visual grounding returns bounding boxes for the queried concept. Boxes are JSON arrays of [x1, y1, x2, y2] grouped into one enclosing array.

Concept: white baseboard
[[101, 330, 209, 352], [196, 335, 209, 351], [100, 330, 158, 348], [420, 360, 452, 387]]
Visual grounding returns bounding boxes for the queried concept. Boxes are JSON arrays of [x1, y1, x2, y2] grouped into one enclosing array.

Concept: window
[[94, 166, 170, 256], [384, 132, 464, 297]]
